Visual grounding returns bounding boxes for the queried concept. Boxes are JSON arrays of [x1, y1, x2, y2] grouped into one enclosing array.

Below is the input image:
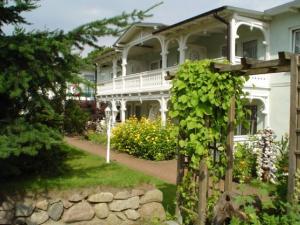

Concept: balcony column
[[159, 97, 167, 127], [122, 50, 127, 91], [111, 99, 118, 125], [178, 36, 187, 64], [229, 16, 237, 64], [112, 58, 117, 91], [161, 49, 168, 86], [120, 99, 126, 123]]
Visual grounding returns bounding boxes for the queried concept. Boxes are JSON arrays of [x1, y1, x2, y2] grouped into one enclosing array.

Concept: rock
[[69, 193, 86, 203], [124, 209, 140, 221], [109, 196, 139, 212], [164, 221, 180, 225], [47, 201, 64, 221], [0, 210, 14, 224], [0, 201, 14, 211], [116, 212, 126, 221], [14, 217, 27, 225], [138, 202, 166, 221], [140, 189, 163, 204], [67, 218, 106, 225], [42, 220, 65, 225], [29, 211, 49, 225], [106, 214, 122, 225], [63, 201, 94, 223], [36, 200, 49, 211], [94, 203, 109, 219], [131, 189, 145, 197], [88, 192, 113, 203], [15, 203, 34, 217], [114, 191, 131, 200], [62, 200, 73, 209]]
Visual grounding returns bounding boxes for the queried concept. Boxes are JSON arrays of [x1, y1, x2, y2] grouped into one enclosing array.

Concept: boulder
[[140, 189, 163, 204], [42, 220, 65, 225], [131, 189, 144, 197], [47, 201, 64, 221], [63, 201, 94, 223], [29, 211, 49, 225], [0, 201, 14, 211], [88, 192, 113, 203], [68, 193, 86, 203], [164, 221, 180, 225], [124, 209, 140, 221], [62, 200, 73, 209], [0, 210, 14, 224], [116, 212, 127, 221], [114, 191, 131, 200], [94, 203, 109, 219], [109, 196, 139, 212], [106, 214, 122, 225], [15, 203, 34, 217], [138, 202, 166, 221], [36, 200, 49, 211]]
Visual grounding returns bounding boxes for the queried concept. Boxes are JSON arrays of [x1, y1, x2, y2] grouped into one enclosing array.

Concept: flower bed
[[111, 117, 177, 161]]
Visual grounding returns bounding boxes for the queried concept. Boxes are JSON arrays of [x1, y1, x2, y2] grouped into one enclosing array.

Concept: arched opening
[[184, 27, 227, 61], [166, 39, 180, 67], [126, 38, 162, 75], [236, 25, 267, 60]]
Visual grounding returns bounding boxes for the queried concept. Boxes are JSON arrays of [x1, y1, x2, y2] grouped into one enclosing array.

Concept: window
[[150, 60, 162, 70], [293, 29, 300, 53], [236, 105, 258, 135], [243, 40, 257, 59]]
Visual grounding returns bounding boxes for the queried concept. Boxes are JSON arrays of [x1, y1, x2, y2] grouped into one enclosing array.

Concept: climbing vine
[[169, 60, 248, 224]]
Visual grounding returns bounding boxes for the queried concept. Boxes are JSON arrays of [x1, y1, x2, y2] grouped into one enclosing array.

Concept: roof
[[114, 22, 167, 46], [265, 0, 300, 15], [153, 6, 267, 35]]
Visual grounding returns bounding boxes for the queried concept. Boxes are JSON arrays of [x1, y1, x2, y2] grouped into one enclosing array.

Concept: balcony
[[98, 66, 178, 95]]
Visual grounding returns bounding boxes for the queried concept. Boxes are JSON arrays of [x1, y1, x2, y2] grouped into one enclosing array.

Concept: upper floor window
[[293, 29, 300, 54], [243, 40, 257, 59]]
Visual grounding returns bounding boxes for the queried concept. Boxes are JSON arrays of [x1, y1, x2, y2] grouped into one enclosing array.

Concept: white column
[[178, 36, 187, 64], [229, 17, 237, 64], [161, 50, 168, 86], [112, 58, 117, 91], [159, 97, 167, 126], [120, 99, 126, 123], [111, 100, 118, 125]]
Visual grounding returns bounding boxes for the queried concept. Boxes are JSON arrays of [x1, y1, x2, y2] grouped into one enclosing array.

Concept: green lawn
[[0, 145, 176, 214]]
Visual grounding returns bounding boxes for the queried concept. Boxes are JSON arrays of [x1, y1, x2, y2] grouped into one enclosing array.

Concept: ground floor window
[[236, 105, 258, 135]]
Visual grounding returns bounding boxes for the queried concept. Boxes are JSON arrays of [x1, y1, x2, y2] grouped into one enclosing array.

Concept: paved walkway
[[65, 137, 177, 184]]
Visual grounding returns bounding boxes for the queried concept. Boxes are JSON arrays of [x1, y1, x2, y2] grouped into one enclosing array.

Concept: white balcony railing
[[98, 68, 175, 95]]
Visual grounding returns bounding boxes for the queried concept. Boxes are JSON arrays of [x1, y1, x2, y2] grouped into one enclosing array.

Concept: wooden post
[[197, 159, 208, 225], [288, 54, 300, 202], [225, 96, 235, 192], [176, 153, 185, 219]]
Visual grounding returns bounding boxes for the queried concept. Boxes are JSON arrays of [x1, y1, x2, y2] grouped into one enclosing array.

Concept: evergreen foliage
[[0, 0, 157, 177]]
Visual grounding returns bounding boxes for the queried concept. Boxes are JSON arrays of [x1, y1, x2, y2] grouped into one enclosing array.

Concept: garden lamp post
[[105, 106, 112, 164]]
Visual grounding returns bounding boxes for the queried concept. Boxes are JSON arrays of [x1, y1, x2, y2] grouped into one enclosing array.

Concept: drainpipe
[[213, 13, 230, 61]]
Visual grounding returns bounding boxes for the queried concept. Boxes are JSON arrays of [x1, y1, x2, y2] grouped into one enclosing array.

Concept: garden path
[[65, 137, 261, 197], [65, 136, 177, 184]]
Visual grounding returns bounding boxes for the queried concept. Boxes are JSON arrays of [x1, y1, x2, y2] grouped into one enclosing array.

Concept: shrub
[[64, 99, 90, 134], [0, 119, 67, 178], [111, 117, 177, 160], [86, 130, 107, 145], [233, 142, 257, 183]]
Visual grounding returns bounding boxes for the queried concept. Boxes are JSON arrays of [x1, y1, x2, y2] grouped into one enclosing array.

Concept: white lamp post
[[105, 106, 112, 164]]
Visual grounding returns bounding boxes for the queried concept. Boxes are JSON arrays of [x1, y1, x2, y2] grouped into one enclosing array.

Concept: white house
[[95, 0, 300, 139]]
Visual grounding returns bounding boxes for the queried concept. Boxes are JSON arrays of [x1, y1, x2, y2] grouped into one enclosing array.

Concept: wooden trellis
[[167, 51, 300, 224]]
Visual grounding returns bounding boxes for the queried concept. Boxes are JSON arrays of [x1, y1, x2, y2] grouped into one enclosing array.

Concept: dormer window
[[293, 29, 300, 54]]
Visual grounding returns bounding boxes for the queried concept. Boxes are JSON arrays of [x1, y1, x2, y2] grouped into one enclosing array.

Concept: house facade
[[95, 0, 300, 139]]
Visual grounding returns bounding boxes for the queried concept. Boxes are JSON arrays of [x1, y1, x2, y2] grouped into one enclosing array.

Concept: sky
[[18, 0, 293, 55]]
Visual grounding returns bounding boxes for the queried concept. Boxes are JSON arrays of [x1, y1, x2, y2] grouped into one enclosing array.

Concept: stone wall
[[0, 189, 166, 225]]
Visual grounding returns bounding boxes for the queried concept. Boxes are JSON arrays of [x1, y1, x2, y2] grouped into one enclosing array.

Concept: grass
[[0, 145, 176, 214], [86, 131, 107, 145]]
